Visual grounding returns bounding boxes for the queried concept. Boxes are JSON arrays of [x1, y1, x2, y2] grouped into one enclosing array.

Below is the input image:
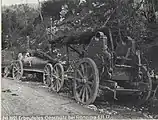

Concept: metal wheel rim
[[4, 67, 9, 78], [12, 61, 23, 81], [51, 63, 64, 92], [43, 63, 53, 87], [73, 58, 99, 105]]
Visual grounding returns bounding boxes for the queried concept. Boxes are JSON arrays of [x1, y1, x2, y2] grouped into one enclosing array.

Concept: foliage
[[2, 0, 158, 55], [2, 4, 39, 51], [40, 0, 146, 47]]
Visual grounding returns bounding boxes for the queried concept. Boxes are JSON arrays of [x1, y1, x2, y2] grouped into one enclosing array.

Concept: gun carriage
[[9, 26, 153, 106], [45, 26, 152, 105], [11, 50, 60, 86], [9, 8, 155, 105], [3, 0, 158, 105]]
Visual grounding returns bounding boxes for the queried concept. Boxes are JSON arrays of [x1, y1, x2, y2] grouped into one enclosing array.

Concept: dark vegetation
[[2, 0, 158, 56]]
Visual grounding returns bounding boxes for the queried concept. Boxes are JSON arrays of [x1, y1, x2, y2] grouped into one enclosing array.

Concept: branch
[[37, 0, 44, 22], [103, 6, 118, 27]]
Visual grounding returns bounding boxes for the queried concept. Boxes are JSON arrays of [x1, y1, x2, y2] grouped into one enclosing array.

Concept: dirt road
[[1, 77, 153, 119]]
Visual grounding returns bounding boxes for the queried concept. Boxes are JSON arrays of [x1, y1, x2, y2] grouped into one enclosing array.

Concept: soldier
[[85, 31, 112, 78], [95, 32, 112, 62], [95, 32, 113, 78]]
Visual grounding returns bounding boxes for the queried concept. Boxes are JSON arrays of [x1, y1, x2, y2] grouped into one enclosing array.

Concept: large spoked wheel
[[51, 63, 64, 92], [12, 60, 23, 81], [43, 63, 53, 87], [137, 65, 152, 105], [73, 58, 99, 105]]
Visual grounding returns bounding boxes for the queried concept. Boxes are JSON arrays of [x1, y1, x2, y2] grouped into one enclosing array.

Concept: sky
[[2, 0, 45, 6], [2, 0, 86, 6]]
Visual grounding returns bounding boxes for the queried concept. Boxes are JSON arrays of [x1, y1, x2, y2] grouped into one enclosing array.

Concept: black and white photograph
[[1, 0, 158, 119]]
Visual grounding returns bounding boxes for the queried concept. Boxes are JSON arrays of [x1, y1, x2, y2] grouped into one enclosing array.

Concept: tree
[[2, 4, 39, 51], [2, 0, 158, 55]]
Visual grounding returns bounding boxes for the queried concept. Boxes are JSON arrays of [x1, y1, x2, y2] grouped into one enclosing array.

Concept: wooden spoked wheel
[[43, 63, 53, 87], [73, 58, 99, 105], [51, 63, 64, 92], [12, 60, 23, 81], [137, 65, 152, 105], [3, 66, 10, 78]]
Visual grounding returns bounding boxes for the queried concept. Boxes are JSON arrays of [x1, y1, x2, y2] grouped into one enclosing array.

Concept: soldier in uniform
[[85, 31, 112, 79]]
